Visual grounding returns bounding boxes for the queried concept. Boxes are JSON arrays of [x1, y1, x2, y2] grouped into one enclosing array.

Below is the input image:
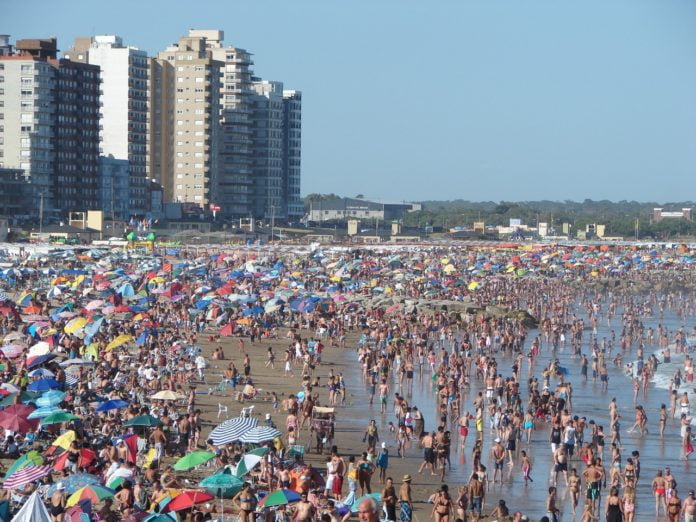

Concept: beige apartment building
[[150, 34, 222, 207]]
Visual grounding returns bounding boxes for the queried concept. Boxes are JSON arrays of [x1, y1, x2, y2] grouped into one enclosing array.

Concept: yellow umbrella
[[64, 317, 88, 334], [443, 264, 456, 274], [105, 335, 133, 351], [51, 430, 76, 450], [467, 281, 480, 291], [150, 276, 166, 283]]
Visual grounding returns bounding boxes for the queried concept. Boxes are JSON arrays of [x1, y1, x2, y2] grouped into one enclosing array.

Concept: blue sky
[[6, 0, 696, 202]]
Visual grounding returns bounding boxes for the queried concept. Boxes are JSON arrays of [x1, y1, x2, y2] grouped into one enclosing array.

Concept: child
[[521, 450, 533, 484]]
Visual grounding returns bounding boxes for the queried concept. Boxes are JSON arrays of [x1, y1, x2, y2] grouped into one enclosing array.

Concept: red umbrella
[[54, 448, 97, 471], [0, 404, 38, 433], [164, 490, 215, 512], [219, 323, 236, 337]]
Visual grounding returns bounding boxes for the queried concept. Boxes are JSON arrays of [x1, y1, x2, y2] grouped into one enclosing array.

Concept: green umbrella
[[259, 489, 301, 508], [5, 450, 43, 479], [40, 412, 79, 425], [247, 447, 270, 457], [124, 415, 163, 427], [199, 472, 243, 499], [173, 451, 216, 471], [0, 391, 42, 407]]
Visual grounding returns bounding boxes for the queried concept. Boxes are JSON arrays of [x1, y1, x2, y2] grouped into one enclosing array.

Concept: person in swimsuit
[[652, 470, 668, 518], [622, 486, 636, 522], [233, 483, 257, 522], [50, 484, 66, 522]]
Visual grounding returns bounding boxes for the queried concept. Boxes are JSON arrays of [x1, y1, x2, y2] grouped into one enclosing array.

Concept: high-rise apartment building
[[282, 90, 303, 220], [151, 34, 222, 207], [65, 36, 150, 215], [0, 37, 100, 216], [187, 30, 256, 217], [250, 80, 285, 220]]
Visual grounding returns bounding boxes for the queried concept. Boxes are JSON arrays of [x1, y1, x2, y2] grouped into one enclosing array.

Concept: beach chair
[[217, 403, 229, 419], [240, 405, 254, 418], [208, 378, 228, 396], [287, 445, 305, 462]]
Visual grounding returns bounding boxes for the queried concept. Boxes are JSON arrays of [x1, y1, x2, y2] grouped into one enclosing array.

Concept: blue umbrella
[[27, 378, 63, 392], [95, 400, 129, 413], [35, 390, 66, 407], [47, 473, 101, 495]]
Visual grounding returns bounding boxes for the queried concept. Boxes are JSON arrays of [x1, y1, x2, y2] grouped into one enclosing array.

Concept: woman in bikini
[[432, 484, 453, 522], [233, 483, 257, 522]]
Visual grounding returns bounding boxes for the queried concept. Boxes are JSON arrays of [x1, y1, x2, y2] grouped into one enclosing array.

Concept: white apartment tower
[[153, 34, 222, 207], [65, 36, 150, 215], [0, 54, 55, 200]]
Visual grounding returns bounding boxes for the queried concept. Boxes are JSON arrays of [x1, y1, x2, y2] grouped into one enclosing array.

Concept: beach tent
[[11, 490, 51, 522]]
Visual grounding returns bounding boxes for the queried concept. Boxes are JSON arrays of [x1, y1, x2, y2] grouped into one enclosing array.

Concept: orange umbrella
[[23, 305, 42, 314]]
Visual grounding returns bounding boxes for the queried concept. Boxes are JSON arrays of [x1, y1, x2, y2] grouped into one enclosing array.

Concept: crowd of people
[[0, 243, 693, 522]]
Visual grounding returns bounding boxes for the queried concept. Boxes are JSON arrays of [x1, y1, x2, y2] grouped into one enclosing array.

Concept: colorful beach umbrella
[[0, 404, 38, 433], [47, 473, 101, 495], [36, 390, 66, 407], [199, 472, 243, 499], [2, 465, 52, 489], [66, 485, 116, 507], [163, 491, 214, 512], [27, 378, 63, 392], [259, 489, 301, 508], [5, 450, 43, 479], [238, 426, 281, 444], [173, 451, 216, 471], [95, 399, 129, 413]]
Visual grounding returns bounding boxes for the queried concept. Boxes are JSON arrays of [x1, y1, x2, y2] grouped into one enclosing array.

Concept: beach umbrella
[[2, 464, 52, 489], [27, 353, 58, 369], [27, 342, 51, 357], [0, 383, 19, 394], [95, 399, 129, 413], [41, 411, 79, 425], [45, 430, 77, 456], [5, 450, 43, 479], [1, 344, 25, 358], [54, 448, 96, 471], [106, 334, 133, 351], [27, 378, 63, 392], [239, 426, 281, 444], [199, 472, 243, 499], [233, 454, 263, 477], [151, 390, 183, 401], [247, 447, 270, 457], [28, 368, 55, 378], [106, 476, 132, 489], [143, 514, 178, 522], [0, 404, 38, 433], [47, 473, 101, 495], [85, 300, 104, 311], [64, 317, 88, 334], [11, 491, 50, 522], [173, 451, 216, 471], [66, 485, 116, 507], [259, 489, 301, 508], [163, 490, 214, 512], [60, 358, 95, 367], [209, 416, 258, 446], [36, 390, 66, 407], [28, 406, 65, 419], [124, 415, 162, 427]]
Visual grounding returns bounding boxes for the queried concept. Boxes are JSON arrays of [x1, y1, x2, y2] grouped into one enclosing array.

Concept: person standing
[[382, 477, 397, 522], [399, 474, 413, 522]]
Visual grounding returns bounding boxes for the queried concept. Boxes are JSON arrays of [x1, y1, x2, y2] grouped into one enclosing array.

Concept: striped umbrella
[[239, 426, 281, 444], [28, 406, 65, 419], [2, 464, 52, 489], [209, 416, 258, 446]]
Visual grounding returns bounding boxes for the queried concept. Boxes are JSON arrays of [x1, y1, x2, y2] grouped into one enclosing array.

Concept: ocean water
[[337, 300, 696, 521]]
